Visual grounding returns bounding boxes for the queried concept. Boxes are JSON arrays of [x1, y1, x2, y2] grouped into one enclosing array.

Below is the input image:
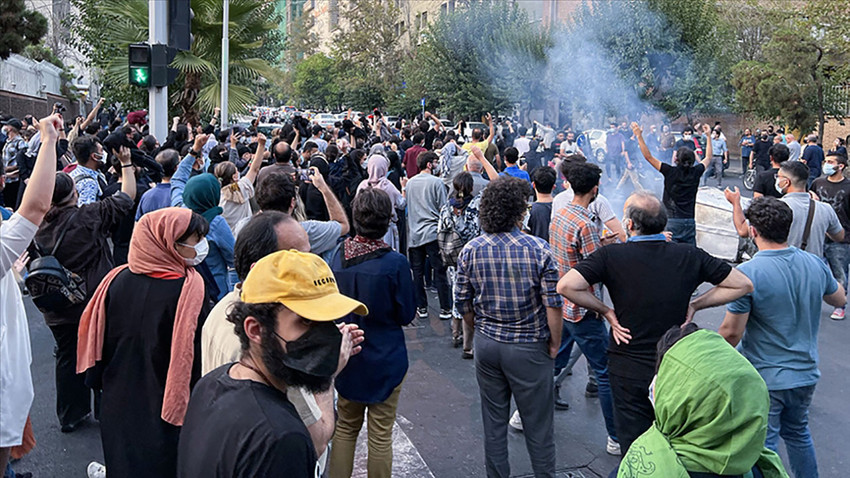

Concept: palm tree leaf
[[197, 83, 255, 115], [171, 51, 217, 75]]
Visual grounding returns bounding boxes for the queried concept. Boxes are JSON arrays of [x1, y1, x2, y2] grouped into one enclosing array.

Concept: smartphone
[[299, 168, 314, 182]]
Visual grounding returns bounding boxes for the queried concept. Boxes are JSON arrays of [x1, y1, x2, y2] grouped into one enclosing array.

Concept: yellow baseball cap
[[241, 250, 368, 321]]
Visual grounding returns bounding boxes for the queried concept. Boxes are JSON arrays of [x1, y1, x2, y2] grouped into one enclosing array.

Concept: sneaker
[[831, 308, 845, 320], [585, 381, 599, 398], [452, 336, 462, 348], [439, 309, 451, 320], [509, 410, 523, 432], [417, 307, 429, 319], [87, 462, 106, 478], [607, 436, 621, 456]]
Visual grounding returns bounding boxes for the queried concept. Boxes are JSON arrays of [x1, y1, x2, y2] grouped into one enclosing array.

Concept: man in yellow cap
[[177, 250, 367, 478]]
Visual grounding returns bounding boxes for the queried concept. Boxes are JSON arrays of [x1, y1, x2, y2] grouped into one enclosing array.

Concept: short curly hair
[[479, 176, 531, 234], [745, 197, 792, 244]]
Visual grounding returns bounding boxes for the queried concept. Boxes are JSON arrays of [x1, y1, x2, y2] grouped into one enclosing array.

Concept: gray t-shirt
[[551, 188, 617, 232], [780, 192, 842, 258], [406, 172, 447, 248]]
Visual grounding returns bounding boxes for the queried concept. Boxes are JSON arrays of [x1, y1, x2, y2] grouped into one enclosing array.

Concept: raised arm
[[115, 146, 137, 200], [309, 167, 350, 236], [243, 133, 266, 184], [631, 122, 661, 171], [17, 114, 62, 225], [81, 97, 104, 131], [485, 113, 495, 144], [471, 145, 498, 181], [700, 124, 713, 168], [724, 187, 750, 237]]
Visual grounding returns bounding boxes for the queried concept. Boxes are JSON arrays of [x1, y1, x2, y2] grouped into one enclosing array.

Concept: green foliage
[[331, 0, 402, 110], [0, 0, 48, 60], [68, 0, 282, 123], [292, 53, 340, 110], [411, 1, 550, 119], [730, 0, 849, 137]]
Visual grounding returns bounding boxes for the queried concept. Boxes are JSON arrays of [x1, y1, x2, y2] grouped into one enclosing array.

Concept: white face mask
[[94, 151, 107, 164], [823, 164, 838, 176], [179, 237, 209, 266], [775, 177, 786, 194]]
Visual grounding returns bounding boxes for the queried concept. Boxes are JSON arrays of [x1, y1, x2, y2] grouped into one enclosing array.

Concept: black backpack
[[26, 212, 87, 313]]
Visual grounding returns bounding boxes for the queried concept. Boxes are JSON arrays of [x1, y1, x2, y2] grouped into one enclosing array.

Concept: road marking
[[350, 415, 434, 478]]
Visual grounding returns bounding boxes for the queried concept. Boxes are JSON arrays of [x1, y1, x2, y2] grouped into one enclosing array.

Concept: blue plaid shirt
[[455, 227, 563, 343]]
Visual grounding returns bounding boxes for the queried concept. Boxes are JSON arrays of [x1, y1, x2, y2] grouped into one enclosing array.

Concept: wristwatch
[[189, 149, 200, 157]]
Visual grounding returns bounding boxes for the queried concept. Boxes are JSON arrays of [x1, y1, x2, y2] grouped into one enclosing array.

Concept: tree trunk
[[178, 71, 202, 126]]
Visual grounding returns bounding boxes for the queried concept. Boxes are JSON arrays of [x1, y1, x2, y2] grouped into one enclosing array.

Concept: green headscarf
[[618, 329, 788, 478], [182, 173, 223, 224]]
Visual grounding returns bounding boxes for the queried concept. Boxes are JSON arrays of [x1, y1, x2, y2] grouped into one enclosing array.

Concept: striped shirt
[[455, 227, 562, 343], [550, 203, 602, 322]]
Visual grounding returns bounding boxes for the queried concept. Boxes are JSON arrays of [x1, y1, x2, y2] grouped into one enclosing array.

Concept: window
[[441, 3, 447, 15], [330, 0, 339, 29], [449, 0, 455, 13], [421, 11, 427, 25], [415, 13, 420, 31]]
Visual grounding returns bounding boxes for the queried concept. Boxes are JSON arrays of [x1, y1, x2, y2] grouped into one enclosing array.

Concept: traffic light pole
[[220, 0, 229, 129], [149, 0, 169, 142]]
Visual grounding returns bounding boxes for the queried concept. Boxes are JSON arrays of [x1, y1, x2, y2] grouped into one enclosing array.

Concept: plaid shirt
[[455, 227, 563, 343], [549, 203, 602, 322]]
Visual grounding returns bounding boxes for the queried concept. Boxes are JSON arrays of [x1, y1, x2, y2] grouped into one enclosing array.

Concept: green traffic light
[[130, 66, 150, 87]]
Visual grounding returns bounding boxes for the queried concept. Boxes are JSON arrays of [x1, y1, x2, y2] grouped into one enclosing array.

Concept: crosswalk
[[350, 415, 435, 478]]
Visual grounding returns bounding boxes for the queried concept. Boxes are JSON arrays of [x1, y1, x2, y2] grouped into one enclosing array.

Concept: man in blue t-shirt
[[499, 147, 531, 183], [801, 134, 825, 187], [720, 197, 845, 478]]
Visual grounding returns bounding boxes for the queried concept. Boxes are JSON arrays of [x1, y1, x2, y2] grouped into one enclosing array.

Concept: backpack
[[25, 212, 87, 313], [438, 225, 465, 268]]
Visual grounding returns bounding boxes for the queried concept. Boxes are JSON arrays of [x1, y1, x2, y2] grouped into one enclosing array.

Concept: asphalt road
[[12, 168, 849, 477]]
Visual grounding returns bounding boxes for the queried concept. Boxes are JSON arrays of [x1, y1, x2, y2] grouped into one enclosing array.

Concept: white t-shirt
[[0, 213, 37, 447], [220, 176, 255, 234], [550, 188, 617, 232], [514, 137, 531, 157]]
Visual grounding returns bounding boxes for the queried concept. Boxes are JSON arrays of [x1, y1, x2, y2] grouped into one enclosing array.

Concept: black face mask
[[261, 322, 341, 394]]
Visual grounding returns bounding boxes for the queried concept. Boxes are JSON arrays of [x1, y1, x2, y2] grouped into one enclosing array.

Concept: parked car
[[315, 113, 336, 129], [463, 122, 488, 140], [577, 129, 608, 163]]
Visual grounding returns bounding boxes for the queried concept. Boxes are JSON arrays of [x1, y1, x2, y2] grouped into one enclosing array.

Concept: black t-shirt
[[659, 163, 705, 218], [753, 167, 782, 199], [812, 177, 850, 243], [573, 241, 731, 378], [525, 202, 553, 241], [751, 140, 772, 168], [424, 129, 440, 150], [177, 365, 318, 478]]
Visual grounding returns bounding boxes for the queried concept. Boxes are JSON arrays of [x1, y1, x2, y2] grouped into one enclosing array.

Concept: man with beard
[[177, 250, 368, 477]]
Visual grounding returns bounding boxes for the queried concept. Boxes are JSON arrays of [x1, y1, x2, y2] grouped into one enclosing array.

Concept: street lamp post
[[220, 0, 229, 128], [149, 0, 168, 142]]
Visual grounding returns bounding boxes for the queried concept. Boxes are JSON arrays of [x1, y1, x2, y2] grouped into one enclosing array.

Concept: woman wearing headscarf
[[302, 151, 332, 221], [30, 153, 135, 433], [77, 207, 213, 478], [182, 173, 235, 300], [617, 324, 788, 478], [356, 145, 406, 250], [214, 133, 265, 234]]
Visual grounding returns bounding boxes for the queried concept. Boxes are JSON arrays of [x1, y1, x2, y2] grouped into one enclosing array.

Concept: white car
[[315, 113, 336, 129], [577, 129, 608, 163]]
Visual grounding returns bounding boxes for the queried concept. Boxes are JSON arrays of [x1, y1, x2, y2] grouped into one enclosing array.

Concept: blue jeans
[[666, 217, 696, 245], [824, 242, 850, 295], [766, 385, 818, 477], [554, 315, 617, 440]]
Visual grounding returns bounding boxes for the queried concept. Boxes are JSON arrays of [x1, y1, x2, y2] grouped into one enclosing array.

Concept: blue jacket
[[331, 248, 416, 403]]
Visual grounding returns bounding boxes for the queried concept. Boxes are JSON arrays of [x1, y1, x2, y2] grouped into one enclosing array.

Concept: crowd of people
[[0, 102, 847, 478]]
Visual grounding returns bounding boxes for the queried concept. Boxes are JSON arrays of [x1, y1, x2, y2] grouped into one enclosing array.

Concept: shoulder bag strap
[[800, 199, 816, 251]]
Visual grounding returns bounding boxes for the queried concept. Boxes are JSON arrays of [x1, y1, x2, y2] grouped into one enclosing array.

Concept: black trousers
[[408, 240, 451, 310], [609, 367, 655, 456], [49, 323, 96, 426]]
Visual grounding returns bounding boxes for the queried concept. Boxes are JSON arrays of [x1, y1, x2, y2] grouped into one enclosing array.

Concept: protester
[[178, 250, 366, 477], [461, 114, 494, 157], [633, 122, 713, 244], [1, 117, 27, 208], [328, 189, 416, 478], [558, 191, 752, 455], [548, 162, 620, 454], [77, 208, 212, 477], [812, 152, 850, 319], [257, 139, 297, 185], [605, 122, 627, 181], [500, 147, 530, 182], [750, 130, 773, 174], [214, 133, 265, 233], [617, 324, 788, 478], [455, 176, 563, 478], [551, 155, 626, 243], [524, 166, 556, 241], [69, 135, 108, 206], [740, 128, 756, 168], [728, 161, 843, 258], [0, 114, 60, 475], [31, 149, 135, 433], [786, 133, 802, 161], [828, 137, 847, 158], [721, 197, 845, 478], [137, 149, 180, 219], [438, 172, 482, 358], [356, 146, 406, 250], [752, 144, 788, 199], [403, 132, 427, 179], [705, 127, 728, 187], [802, 135, 825, 187], [406, 151, 451, 320]]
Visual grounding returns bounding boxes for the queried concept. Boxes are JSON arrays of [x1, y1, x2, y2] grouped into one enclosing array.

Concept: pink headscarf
[[357, 154, 403, 205]]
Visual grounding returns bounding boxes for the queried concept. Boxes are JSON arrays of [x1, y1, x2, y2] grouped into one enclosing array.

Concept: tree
[[331, 0, 402, 110], [412, 1, 551, 119], [292, 53, 340, 110], [68, 0, 281, 124], [0, 0, 48, 60], [730, 0, 849, 139]]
